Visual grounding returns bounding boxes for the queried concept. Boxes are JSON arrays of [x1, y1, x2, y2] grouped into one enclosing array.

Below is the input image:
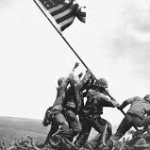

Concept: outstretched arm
[[98, 93, 120, 108], [119, 97, 137, 109]]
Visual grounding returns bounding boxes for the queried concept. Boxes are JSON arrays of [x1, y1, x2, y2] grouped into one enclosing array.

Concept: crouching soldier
[[106, 94, 150, 149]]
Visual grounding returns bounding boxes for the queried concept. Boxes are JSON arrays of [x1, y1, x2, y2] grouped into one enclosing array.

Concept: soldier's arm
[[67, 73, 82, 112], [80, 69, 95, 90], [98, 93, 119, 108], [119, 97, 137, 109], [55, 79, 69, 106]]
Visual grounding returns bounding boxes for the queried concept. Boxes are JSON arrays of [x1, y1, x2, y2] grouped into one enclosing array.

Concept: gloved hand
[[117, 104, 124, 110], [84, 69, 92, 77], [112, 101, 120, 108]]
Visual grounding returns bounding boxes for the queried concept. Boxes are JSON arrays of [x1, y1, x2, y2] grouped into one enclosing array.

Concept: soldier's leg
[[54, 111, 69, 128], [141, 116, 150, 127], [74, 119, 92, 148], [90, 117, 112, 149], [106, 114, 133, 149], [52, 112, 72, 139], [84, 133, 102, 150], [38, 112, 63, 148], [44, 121, 59, 144], [48, 112, 77, 150], [65, 109, 82, 140], [112, 114, 133, 140], [92, 117, 112, 138]]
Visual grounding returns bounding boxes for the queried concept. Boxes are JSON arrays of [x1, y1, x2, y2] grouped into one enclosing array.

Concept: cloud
[[0, 0, 13, 12], [107, 0, 150, 80]]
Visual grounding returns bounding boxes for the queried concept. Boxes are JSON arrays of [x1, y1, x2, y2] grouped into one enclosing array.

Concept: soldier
[[63, 69, 94, 141], [74, 78, 119, 148], [38, 77, 69, 148], [106, 94, 150, 149], [37, 106, 59, 148], [49, 64, 79, 141], [42, 71, 80, 149], [48, 77, 70, 139], [46, 63, 93, 144]]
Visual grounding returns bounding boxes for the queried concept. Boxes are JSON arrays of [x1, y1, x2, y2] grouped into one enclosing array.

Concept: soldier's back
[[128, 97, 150, 117]]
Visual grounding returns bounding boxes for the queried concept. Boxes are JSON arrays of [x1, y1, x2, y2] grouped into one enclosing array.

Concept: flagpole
[[33, 0, 89, 70], [33, 0, 127, 119]]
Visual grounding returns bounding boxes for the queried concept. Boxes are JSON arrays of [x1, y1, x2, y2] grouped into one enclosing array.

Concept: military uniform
[[46, 76, 78, 149], [74, 88, 119, 148], [44, 119, 59, 144], [112, 96, 150, 140], [84, 133, 102, 150], [50, 77, 70, 139], [106, 95, 150, 149], [64, 70, 94, 141]]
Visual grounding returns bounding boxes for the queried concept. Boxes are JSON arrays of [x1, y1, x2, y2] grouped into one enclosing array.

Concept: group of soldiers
[[41, 62, 150, 150]]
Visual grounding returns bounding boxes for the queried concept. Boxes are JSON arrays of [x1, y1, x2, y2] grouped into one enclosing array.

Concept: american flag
[[38, 0, 86, 31]]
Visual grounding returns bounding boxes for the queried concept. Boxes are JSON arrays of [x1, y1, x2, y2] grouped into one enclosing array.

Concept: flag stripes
[[52, 2, 78, 31], [38, 0, 85, 31]]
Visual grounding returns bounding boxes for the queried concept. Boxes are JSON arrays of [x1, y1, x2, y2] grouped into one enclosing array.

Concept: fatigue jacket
[[64, 70, 94, 112], [121, 96, 150, 117], [52, 79, 69, 112], [82, 89, 117, 118]]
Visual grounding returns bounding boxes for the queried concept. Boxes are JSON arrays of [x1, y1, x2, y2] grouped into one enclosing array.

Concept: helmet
[[57, 77, 66, 86], [143, 94, 150, 103], [96, 78, 108, 88]]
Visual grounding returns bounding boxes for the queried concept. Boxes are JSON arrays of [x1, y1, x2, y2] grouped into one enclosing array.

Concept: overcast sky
[[0, 0, 150, 126]]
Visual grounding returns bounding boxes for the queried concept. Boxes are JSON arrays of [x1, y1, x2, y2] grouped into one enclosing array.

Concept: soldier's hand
[[86, 69, 95, 80], [113, 101, 120, 108], [86, 69, 92, 74], [72, 62, 79, 72], [117, 106, 122, 110], [74, 62, 79, 68], [117, 104, 123, 110]]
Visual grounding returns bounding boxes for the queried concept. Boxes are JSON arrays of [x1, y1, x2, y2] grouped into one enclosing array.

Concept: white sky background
[[0, 0, 150, 126]]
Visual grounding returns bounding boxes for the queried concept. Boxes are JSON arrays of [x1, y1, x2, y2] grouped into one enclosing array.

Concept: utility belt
[[82, 112, 101, 120]]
